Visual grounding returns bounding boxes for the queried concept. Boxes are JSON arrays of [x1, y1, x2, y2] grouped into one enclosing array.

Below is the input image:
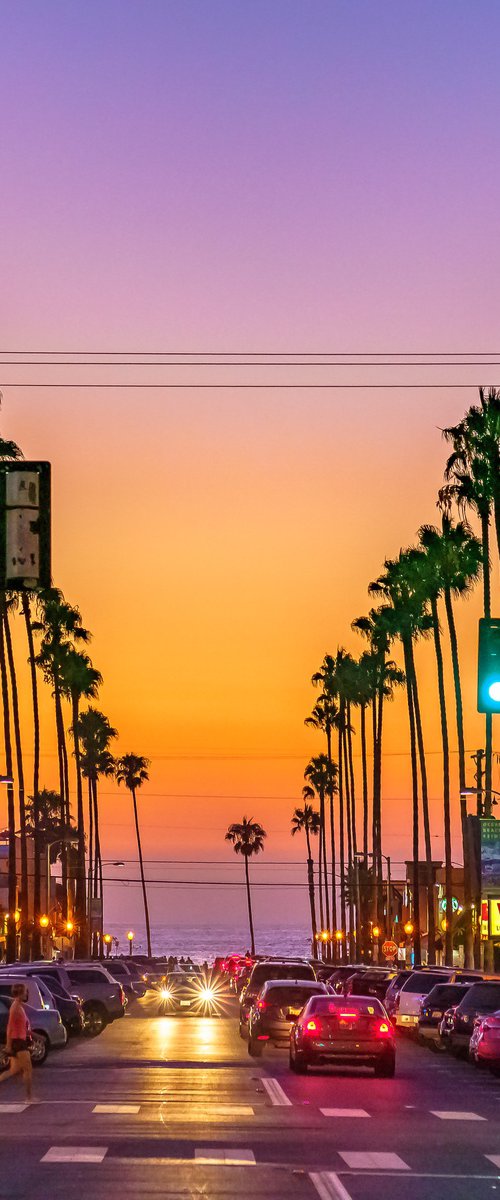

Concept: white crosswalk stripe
[[310, 1172, 353, 1200], [261, 1078, 292, 1106], [486, 1155, 500, 1168], [41, 1147, 108, 1163], [320, 1108, 370, 1118], [431, 1111, 486, 1121], [338, 1151, 410, 1170], [0, 1103, 29, 1113], [92, 1104, 141, 1114], [194, 1148, 256, 1164]]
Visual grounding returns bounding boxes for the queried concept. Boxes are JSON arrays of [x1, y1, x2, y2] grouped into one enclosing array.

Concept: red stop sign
[[382, 940, 397, 958]]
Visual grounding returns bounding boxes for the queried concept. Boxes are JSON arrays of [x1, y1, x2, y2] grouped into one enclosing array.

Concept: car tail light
[[377, 1021, 391, 1037], [339, 1011, 358, 1020], [257, 999, 267, 1011], [306, 1019, 319, 1033], [119, 985, 126, 1005]]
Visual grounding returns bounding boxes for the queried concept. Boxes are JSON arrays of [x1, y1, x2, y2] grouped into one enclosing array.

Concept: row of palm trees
[[299, 387, 500, 968], [0, 434, 153, 961]]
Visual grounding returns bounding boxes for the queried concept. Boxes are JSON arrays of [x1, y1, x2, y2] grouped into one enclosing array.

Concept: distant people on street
[[0, 984, 33, 1101]]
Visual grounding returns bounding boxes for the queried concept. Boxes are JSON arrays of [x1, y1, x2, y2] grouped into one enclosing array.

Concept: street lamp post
[[127, 930, 134, 956]]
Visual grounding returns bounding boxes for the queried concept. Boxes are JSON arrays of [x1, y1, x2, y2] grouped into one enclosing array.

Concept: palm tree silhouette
[[116, 754, 152, 957], [78, 708, 117, 955], [225, 817, 266, 956], [61, 648, 102, 956], [291, 802, 320, 946]]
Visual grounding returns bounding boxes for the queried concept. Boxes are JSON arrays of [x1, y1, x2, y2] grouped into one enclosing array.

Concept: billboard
[[480, 819, 500, 891]]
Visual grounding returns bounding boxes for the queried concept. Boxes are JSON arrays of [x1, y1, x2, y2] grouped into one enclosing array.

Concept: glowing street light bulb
[[127, 930, 134, 941], [404, 920, 414, 936], [65, 919, 74, 935], [39, 914, 49, 929], [372, 925, 380, 939]]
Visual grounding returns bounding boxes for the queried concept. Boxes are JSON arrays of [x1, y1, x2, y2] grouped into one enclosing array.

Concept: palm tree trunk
[[371, 694, 378, 928], [22, 594, 42, 959], [305, 825, 317, 946], [244, 853, 255, 956], [344, 724, 355, 960], [431, 596, 453, 965], [444, 585, 473, 966], [408, 640, 436, 965], [0, 610, 16, 962], [338, 721, 346, 956], [71, 692, 87, 958], [54, 684, 68, 920], [87, 776, 93, 950], [481, 511, 493, 817], [360, 702, 368, 868], [375, 681, 384, 925], [3, 608, 29, 960], [317, 787, 325, 933], [131, 784, 152, 957], [326, 725, 337, 944], [403, 638, 421, 963]]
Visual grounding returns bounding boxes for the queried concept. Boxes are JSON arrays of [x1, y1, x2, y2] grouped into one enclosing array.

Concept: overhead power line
[[1, 359, 500, 367], [1, 382, 495, 389], [1, 349, 499, 356]]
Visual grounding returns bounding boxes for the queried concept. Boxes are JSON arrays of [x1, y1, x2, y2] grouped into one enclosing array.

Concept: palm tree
[[115, 754, 152, 957], [303, 754, 338, 944], [3, 599, 29, 958], [370, 554, 435, 963], [306, 664, 340, 950], [418, 516, 482, 966], [78, 708, 117, 955], [291, 802, 320, 946], [61, 648, 102, 956], [22, 592, 42, 957], [0, 432, 24, 961], [225, 817, 266, 955]]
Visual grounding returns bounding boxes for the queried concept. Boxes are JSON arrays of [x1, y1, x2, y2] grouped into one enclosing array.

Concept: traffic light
[[478, 618, 500, 713]]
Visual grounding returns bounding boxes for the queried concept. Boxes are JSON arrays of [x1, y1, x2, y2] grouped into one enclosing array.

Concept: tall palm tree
[[3, 599, 29, 958], [305, 688, 339, 944], [61, 649, 102, 956], [291, 802, 321, 945], [22, 592, 42, 957], [78, 708, 117, 955], [225, 817, 266, 956], [116, 754, 152, 957], [418, 516, 482, 967], [0, 432, 24, 961], [303, 754, 338, 943]]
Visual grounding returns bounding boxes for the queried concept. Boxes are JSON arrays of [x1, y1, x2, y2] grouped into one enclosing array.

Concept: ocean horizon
[[110, 922, 313, 963]]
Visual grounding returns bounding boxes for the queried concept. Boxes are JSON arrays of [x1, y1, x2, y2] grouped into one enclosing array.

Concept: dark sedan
[[344, 967, 393, 1002], [289, 994, 396, 1076], [248, 979, 327, 1056], [446, 982, 500, 1056], [418, 982, 471, 1049]]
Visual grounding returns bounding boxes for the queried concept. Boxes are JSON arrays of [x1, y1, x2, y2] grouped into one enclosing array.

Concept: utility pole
[[471, 750, 485, 817]]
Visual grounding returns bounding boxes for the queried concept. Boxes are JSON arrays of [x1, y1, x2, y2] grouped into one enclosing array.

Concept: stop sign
[[381, 940, 397, 958]]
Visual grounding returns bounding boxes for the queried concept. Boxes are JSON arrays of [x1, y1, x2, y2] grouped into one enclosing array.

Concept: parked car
[[289, 993, 396, 1076], [446, 981, 500, 1056], [469, 1010, 500, 1072], [239, 960, 316, 1035], [383, 970, 412, 1020], [0, 973, 49, 1011], [344, 968, 394, 1001], [247, 979, 328, 1056], [2, 967, 84, 1036], [29, 961, 126, 1036], [395, 971, 449, 1032], [0, 996, 50, 1066], [328, 966, 368, 994], [101, 959, 146, 998], [418, 982, 472, 1049]]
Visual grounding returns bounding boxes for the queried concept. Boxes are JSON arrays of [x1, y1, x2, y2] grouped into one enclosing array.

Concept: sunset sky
[[1, 2, 500, 943]]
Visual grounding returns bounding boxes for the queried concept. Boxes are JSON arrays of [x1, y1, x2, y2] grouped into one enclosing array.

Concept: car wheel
[[374, 1053, 395, 1078], [83, 1004, 107, 1038], [289, 1046, 307, 1074], [31, 1032, 49, 1065], [248, 1037, 262, 1058]]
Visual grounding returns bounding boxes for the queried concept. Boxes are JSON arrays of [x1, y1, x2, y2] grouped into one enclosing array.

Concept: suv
[[447, 981, 500, 1055], [395, 971, 449, 1031], [418, 982, 472, 1048], [239, 960, 316, 1036], [248, 979, 327, 1056], [29, 961, 126, 1036]]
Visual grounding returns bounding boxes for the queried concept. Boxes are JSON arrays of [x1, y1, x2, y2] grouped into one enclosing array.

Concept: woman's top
[[7, 1000, 29, 1041]]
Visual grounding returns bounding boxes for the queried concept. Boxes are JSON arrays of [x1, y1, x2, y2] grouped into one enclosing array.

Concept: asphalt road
[[2, 990, 500, 1199]]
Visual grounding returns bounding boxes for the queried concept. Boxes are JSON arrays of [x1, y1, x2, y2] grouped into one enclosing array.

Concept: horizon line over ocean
[[108, 922, 313, 962]]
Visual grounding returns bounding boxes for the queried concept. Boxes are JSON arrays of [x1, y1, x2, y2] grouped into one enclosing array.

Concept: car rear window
[[460, 984, 500, 1009], [402, 973, 448, 994], [66, 969, 106, 984], [426, 984, 470, 1005], [264, 986, 321, 1007], [250, 963, 314, 988], [308, 996, 384, 1015]]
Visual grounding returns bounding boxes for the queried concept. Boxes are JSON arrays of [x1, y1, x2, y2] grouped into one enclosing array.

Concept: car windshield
[[401, 973, 448, 994], [307, 996, 384, 1016], [460, 984, 500, 1010], [264, 986, 321, 1007]]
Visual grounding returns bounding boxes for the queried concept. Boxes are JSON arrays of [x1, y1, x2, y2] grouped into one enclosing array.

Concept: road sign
[[0, 462, 51, 590], [381, 939, 397, 958]]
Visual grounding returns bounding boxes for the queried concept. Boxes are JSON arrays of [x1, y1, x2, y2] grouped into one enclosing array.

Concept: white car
[[395, 971, 449, 1030], [0, 973, 48, 1011]]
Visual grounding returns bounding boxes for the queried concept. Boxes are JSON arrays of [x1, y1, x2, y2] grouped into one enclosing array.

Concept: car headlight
[[200, 987, 214, 1002], [160, 988, 172, 1001]]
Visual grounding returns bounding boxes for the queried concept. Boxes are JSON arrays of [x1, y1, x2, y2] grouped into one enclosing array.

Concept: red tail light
[[377, 1021, 391, 1037], [306, 1019, 319, 1033], [339, 1011, 358, 1021], [257, 999, 267, 1011]]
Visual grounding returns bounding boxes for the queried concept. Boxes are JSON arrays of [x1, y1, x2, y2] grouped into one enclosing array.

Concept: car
[[3, 967, 85, 1036], [0, 996, 51, 1067], [247, 979, 328, 1056], [328, 966, 368, 994], [29, 962, 126, 1036], [446, 981, 500, 1056], [0, 973, 49, 1011], [469, 1009, 500, 1072], [395, 971, 449, 1032], [383, 970, 412, 1019], [344, 968, 393, 1001], [101, 959, 146, 998], [289, 993, 396, 1076], [158, 970, 224, 1015], [418, 982, 472, 1049], [239, 960, 317, 1036]]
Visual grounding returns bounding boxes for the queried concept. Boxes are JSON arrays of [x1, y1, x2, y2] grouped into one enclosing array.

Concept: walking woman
[[0, 983, 33, 1100]]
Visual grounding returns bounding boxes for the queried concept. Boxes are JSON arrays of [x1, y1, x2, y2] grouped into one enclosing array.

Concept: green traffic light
[[478, 618, 500, 713], [488, 682, 500, 702]]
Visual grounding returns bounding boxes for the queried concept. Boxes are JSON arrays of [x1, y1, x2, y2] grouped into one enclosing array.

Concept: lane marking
[[0, 1103, 29, 1113], [486, 1156, 500, 1168], [339, 1152, 410, 1171], [310, 1173, 353, 1200], [262, 1078, 292, 1107], [431, 1111, 486, 1121], [92, 1105, 140, 1114], [41, 1147, 108, 1164], [194, 1148, 256, 1164], [320, 1109, 370, 1119]]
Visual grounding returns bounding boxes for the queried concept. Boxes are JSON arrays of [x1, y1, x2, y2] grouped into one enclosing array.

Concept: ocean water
[[111, 922, 313, 963]]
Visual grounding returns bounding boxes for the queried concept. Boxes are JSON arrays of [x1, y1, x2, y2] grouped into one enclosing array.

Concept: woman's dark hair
[[11, 983, 26, 999]]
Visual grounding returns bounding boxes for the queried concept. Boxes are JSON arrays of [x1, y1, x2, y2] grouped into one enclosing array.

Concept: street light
[[404, 920, 414, 936], [39, 914, 49, 930], [103, 933, 112, 958], [127, 930, 134, 956]]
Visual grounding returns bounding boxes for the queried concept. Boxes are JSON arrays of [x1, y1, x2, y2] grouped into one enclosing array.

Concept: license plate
[[432, 1011, 442, 1019], [339, 1021, 356, 1031], [289, 1008, 301, 1017], [180, 999, 191, 1006]]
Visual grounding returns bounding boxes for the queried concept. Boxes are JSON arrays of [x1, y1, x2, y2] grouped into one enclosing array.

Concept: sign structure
[[381, 939, 397, 958], [0, 462, 51, 590], [480, 819, 500, 891], [489, 898, 500, 939]]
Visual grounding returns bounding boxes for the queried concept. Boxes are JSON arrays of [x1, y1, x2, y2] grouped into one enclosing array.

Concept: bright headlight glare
[[160, 988, 172, 1000], [200, 987, 214, 1002]]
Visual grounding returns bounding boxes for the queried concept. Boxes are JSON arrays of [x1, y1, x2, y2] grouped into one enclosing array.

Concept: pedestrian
[[0, 984, 33, 1101]]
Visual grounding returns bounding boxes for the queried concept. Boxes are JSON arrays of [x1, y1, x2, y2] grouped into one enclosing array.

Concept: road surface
[[1, 991, 500, 1199]]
